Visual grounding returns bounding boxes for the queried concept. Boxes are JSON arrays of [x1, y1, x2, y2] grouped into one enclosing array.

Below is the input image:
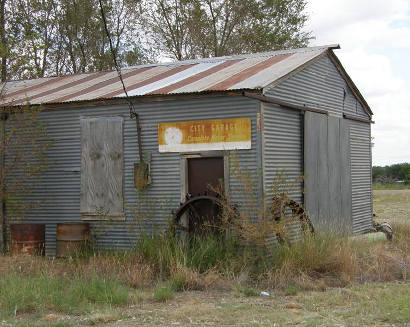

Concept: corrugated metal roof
[[0, 45, 339, 107]]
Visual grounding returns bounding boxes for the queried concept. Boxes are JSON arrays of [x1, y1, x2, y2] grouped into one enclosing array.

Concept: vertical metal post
[[135, 114, 143, 162]]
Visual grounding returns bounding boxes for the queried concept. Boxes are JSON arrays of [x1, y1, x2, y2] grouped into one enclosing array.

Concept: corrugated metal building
[[0, 44, 373, 255]]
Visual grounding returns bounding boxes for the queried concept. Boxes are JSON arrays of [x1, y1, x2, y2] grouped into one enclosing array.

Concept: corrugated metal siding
[[14, 96, 260, 256], [262, 102, 303, 242], [262, 103, 303, 202], [350, 121, 372, 234], [264, 55, 370, 119], [304, 113, 352, 233]]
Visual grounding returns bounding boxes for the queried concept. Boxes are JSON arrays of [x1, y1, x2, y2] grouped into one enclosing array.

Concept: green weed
[[153, 285, 175, 302], [0, 273, 129, 318], [285, 284, 301, 296], [137, 233, 262, 276], [236, 285, 258, 297], [168, 274, 186, 292]]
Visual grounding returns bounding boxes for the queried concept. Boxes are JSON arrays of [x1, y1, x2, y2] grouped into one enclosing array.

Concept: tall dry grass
[[4, 221, 406, 293], [1, 160, 408, 316]]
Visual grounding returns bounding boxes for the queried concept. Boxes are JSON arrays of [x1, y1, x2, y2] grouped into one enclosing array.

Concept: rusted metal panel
[[56, 223, 89, 257], [158, 118, 251, 153], [207, 54, 291, 90], [149, 60, 241, 94], [173, 57, 266, 93], [53, 68, 152, 103], [106, 64, 195, 98], [10, 224, 45, 256], [4, 74, 91, 107], [0, 46, 336, 106], [126, 62, 225, 97], [233, 50, 325, 90], [17, 72, 108, 105]]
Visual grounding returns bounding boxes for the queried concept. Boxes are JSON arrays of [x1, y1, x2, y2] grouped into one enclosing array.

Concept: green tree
[[142, 0, 313, 60], [372, 163, 410, 184], [1, 0, 151, 80], [0, 105, 51, 253]]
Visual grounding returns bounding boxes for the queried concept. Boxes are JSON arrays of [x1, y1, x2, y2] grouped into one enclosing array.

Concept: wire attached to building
[[98, 0, 143, 162]]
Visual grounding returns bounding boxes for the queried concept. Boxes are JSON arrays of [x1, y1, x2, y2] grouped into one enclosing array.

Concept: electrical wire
[[98, 0, 144, 162], [98, 0, 136, 118]]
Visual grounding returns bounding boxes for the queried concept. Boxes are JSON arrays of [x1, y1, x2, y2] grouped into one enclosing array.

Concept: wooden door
[[187, 157, 224, 196]]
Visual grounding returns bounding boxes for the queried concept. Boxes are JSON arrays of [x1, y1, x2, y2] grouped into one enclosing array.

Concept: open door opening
[[174, 156, 226, 235]]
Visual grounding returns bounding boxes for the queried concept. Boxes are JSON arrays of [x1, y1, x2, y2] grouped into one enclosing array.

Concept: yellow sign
[[158, 117, 251, 153]]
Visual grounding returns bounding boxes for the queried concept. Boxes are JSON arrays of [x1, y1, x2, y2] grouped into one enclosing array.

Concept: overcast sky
[[306, 0, 410, 166]]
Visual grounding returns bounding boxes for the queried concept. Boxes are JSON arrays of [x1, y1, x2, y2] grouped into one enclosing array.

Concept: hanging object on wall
[[134, 161, 151, 189], [158, 117, 251, 153]]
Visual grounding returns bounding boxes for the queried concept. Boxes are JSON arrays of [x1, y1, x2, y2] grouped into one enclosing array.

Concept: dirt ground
[[6, 282, 409, 327]]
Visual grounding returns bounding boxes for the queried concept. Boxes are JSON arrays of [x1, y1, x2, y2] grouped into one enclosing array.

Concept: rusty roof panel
[[172, 57, 267, 93], [230, 50, 324, 90], [206, 54, 291, 91], [65, 66, 170, 102], [0, 45, 338, 106], [149, 59, 242, 94]]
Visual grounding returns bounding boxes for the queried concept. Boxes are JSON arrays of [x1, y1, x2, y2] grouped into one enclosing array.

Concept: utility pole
[[0, 0, 6, 82], [0, 0, 6, 253], [0, 113, 5, 253]]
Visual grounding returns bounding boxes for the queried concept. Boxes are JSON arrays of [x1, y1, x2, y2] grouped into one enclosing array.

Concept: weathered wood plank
[[104, 117, 124, 215], [80, 117, 124, 218]]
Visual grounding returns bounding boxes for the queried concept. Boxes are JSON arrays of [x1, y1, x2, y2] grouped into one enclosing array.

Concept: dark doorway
[[187, 157, 224, 196], [175, 156, 225, 235]]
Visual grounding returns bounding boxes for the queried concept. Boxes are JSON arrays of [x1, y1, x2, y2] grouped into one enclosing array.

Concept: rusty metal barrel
[[10, 223, 45, 256], [56, 223, 90, 257]]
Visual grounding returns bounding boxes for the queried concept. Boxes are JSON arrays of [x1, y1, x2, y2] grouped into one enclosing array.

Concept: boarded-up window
[[80, 117, 124, 220]]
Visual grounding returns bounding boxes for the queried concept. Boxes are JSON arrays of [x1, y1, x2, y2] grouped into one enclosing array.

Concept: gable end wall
[[264, 55, 370, 119]]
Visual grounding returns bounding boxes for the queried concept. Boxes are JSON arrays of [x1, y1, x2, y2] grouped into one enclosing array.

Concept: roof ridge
[[127, 44, 340, 68], [0, 44, 347, 107], [0, 45, 339, 84]]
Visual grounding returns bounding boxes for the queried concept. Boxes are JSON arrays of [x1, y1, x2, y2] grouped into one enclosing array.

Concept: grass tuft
[[153, 285, 175, 302], [0, 273, 129, 317], [168, 274, 186, 292], [284, 284, 301, 296], [236, 285, 258, 297]]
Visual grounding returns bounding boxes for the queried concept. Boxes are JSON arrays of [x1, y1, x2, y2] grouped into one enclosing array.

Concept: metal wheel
[[270, 194, 314, 243], [173, 194, 226, 236]]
